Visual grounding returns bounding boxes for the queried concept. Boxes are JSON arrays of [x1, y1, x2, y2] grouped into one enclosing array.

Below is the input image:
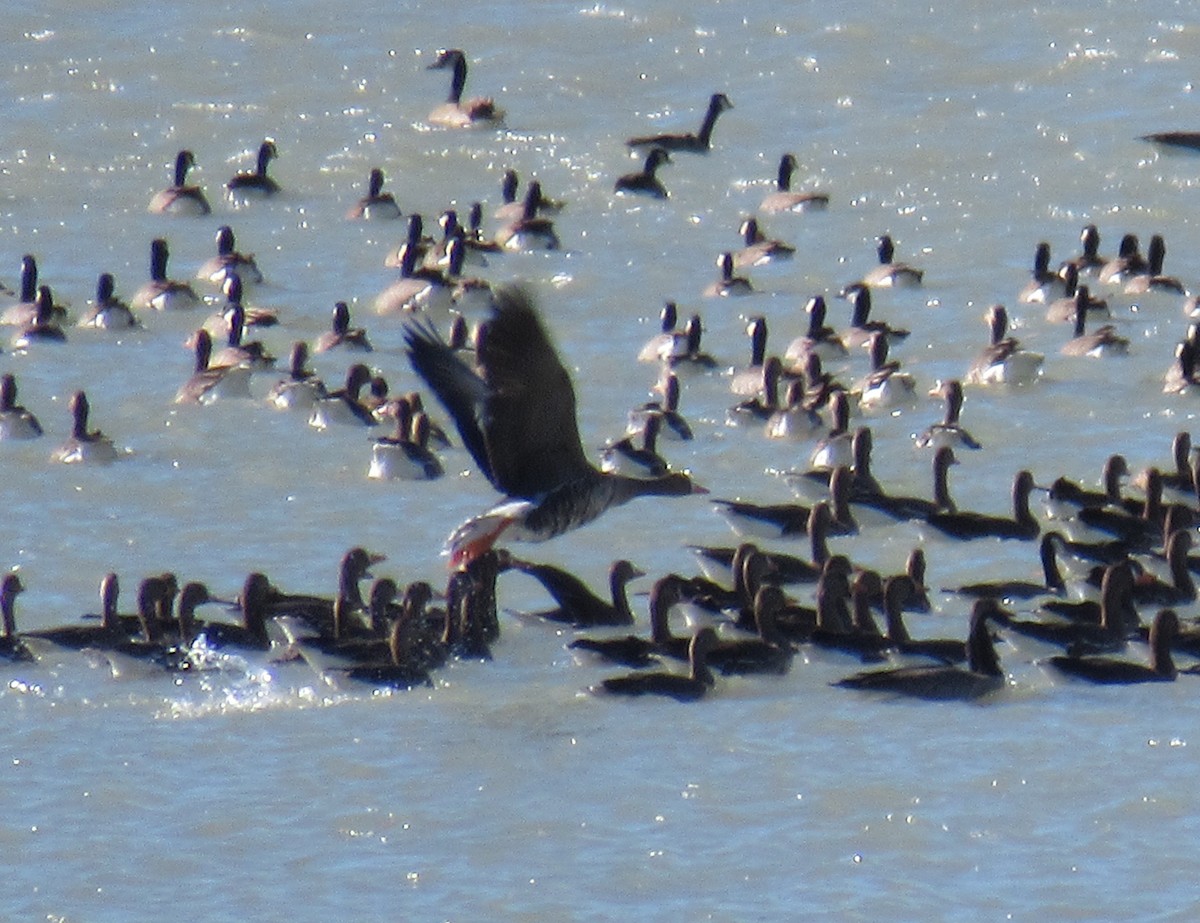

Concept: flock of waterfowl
[[5, 47, 1200, 705]]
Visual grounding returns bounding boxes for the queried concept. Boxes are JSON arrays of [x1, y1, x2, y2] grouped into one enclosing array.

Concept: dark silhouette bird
[[626, 93, 733, 153], [833, 598, 1008, 700], [1045, 608, 1179, 684]]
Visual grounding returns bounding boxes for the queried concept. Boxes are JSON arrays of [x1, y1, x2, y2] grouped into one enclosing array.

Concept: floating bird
[[426, 49, 505, 128], [759, 153, 829, 213], [833, 598, 1008, 700], [51, 391, 120, 464], [131, 239, 200, 312], [225, 139, 281, 201], [148, 149, 211, 216], [0, 374, 43, 440], [591, 626, 719, 702], [345, 167, 400, 221], [614, 147, 672, 199], [626, 92, 733, 153], [1044, 608, 1179, 684], [406, 286, 706, 568]]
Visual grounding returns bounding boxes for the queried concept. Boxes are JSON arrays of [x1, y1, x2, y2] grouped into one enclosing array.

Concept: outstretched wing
[[477, 286, 592, 498], [404, 317, 495, 488]]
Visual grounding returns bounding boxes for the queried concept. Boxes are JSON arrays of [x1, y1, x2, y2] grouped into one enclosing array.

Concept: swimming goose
[[714, 466, 857, 541], [175, 329, 253, 404], [1074, 467, 1165, 549], [426, 48, 505, 128], [225, 139, 281, 201], [1058, 223, 1106, 279], [882, 576, 968, 663], [424, 210, 490, 270], [1165, 328, 1200, 394], [313, 301, 373, 354], [1135, 432, 1194, 496], [131, 239, 200, 312], [705, 585, 795, 676], [592, 626, 718, 701], [1123, 234, 1186, 295], [784, 296, 849, 367], [759, 153, 829, 213], [764, 379, 822, 440], [11, 287, 66, 348], [196, 225, 264, 287], [0, 255, 44, 326], [785, 426, 883, 502], [1044, 263, 1109, 323], [493, 181, 561, 251], [492, 174, 563, 225], [345, 167, 400, 221], [199, 275, 278, 339], [858, 234, 924, 289], [197, 572, 275, 652], [384, 213, 434, 269], [626, 92, 733, 153], [728, 316, 770, 396], [267, 547, 385, 639], [914, 379, 981, 451], [207, 304, 275, 371], [508, 557, 643, 627], [1060, 288, 1130, 357], [1045, 454, 1131, 517], [854, 332, 917, 411], [367, 404, 444, 481], [925, 468, 1041, 541], [963, 304, 1043, 386], [291, 582, 402, 671], [406, 286, 706, 568], [493, 169, 525, 223], [841, 286, 910, 350], [851, 444, 958, 523], [1126, 530, 1195, 607], [1045, 608, 1179, 684], [20, 573, 127, 655], [374, 241, 455, 315], [148, 149, 212, 216], [729, 356, 785, 424], [834, 598, 1008, 700], [732, 216, 795, 269], [50, 391, 120, 464], [266, 342, 328, 411], [327, 610, 433, 690], [0, 574, 32, 662], [666, 313, 719, 372], [308, 363, 377, 429], [808, 390, 854, 471], [944, 531, 1068, 601], [0, 374, 43, 439], [601, 414, 670, 478], [1097, 233, 1146, 286], [626, 372, 694, 442], [703, 250, 754, 299], [1000, 562, 1138, 652], [77, 273, 139, 330], [614, 147, 672, 199], [1017, 242, 1064, 304]]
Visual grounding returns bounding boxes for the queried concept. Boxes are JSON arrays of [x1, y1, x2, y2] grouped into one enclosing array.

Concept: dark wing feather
[[404, 317, 496, 488], [477, 287, 593, 497]]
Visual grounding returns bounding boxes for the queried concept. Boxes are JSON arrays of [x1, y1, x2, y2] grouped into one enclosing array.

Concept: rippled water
[[5, 2, 1200, 919]]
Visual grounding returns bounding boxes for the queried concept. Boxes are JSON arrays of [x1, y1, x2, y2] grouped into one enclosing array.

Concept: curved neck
[[448, 57, 467, 103], [696, 97, 724, 146]]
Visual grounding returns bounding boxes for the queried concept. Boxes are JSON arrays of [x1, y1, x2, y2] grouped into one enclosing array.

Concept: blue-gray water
[[4, 2, 1200, 920]]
